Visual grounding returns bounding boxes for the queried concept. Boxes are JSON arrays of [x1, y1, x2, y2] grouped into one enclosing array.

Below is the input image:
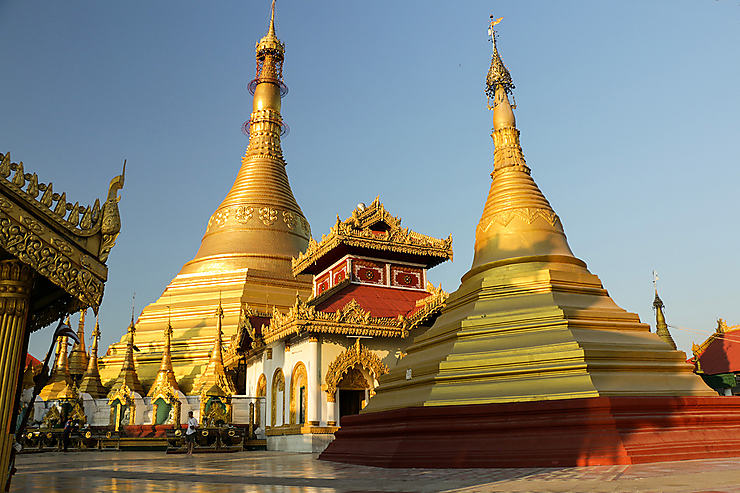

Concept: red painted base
[[319, 397, 740, 468]]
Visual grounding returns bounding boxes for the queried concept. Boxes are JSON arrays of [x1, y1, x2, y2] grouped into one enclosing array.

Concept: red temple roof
[[25, 354, 41, 368], [314, 284, 430, 319]]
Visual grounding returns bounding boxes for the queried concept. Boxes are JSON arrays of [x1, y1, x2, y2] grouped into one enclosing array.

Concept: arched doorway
[[337, 366, 369, 421], [271, 368, 285, 427], [255, 374, 266, 429], [290, 362, 308, 425]]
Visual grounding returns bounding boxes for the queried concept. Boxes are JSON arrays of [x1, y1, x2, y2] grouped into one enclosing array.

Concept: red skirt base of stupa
[[319, 396, 740, 468]]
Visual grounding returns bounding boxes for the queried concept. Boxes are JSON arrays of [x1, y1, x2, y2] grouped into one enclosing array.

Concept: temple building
[[243, 197, 453, 451], [99, 0, 312, 395], [691, 319, 740, 395]]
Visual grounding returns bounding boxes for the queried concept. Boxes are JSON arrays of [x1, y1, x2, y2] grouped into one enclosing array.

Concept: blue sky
[[1, 1, 738, 360]]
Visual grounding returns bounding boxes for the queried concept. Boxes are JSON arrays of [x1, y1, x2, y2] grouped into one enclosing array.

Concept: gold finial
[[486, 14, 514, 107], [269, 0, 276, 36]]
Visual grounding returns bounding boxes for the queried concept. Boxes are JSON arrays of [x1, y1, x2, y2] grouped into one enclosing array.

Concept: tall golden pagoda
[[68, 310, 89, 385], [346, 16, 712, 413], [321, 17, 725, 469], [39, 326, 77, 401], [79, 317, 107, 398], [107, 319, 144, 397], [99, 0, 312, 394]]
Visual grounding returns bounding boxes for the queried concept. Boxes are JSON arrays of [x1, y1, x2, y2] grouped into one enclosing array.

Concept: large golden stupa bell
[[100, 1, 311, 394]]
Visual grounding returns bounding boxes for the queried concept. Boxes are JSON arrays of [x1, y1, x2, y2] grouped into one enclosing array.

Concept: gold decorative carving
[[41, 406, 61, 429], [476, 207, 562, 234], [259, 207, 278, 226], [0, 152, 124, 321], [202, 398, 230, 427], [264, 285, 448, 344], [292, 197, 453, 276], [338, 367, 369, 390], [324, 339, 389, 398]]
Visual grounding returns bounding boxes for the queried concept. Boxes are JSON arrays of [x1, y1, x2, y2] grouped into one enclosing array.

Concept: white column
[[326, 391, 337, 426], [307, 336, 321, 425]]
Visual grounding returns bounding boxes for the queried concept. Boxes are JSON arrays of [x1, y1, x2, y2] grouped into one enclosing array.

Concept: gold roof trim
[[291, 197, 453, 276], [692, 318, 740, 359], [0, 152, 124, 326], [263, 283, 448, 344]]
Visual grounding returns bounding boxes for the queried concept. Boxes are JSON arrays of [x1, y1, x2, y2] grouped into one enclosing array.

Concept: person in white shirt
[[185, 411, 198, 455]]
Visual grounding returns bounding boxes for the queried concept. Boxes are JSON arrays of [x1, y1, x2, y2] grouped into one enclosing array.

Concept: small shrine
[[241, 197, 453, 451]]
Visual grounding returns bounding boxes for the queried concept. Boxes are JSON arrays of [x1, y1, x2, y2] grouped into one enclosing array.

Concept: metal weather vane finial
[[485, 14, 514, 104], [652, 270, 660, 291]]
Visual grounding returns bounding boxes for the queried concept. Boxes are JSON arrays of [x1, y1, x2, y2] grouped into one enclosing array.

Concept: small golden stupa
[[147, 320, 180, 399], [99, 0, 311, 394], [361, 16, 711, 413], [107, 319, 144, 398], [78, 317, 107, 398], [67, 310, 89, 384], [39, 319, 78, 402]]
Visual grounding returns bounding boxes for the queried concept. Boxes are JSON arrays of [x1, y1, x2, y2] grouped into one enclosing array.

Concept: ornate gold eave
[[263, 284, 448, 344], [291, 197, 453, 277], [0, 152, 124, 330]]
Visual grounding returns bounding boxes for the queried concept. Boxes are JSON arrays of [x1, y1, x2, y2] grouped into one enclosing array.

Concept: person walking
[[185, 411, 198, 455], [61, 419, 73, 452]]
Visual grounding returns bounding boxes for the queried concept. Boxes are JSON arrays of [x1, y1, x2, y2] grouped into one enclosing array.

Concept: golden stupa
[[362, 18, 712, 413], [79, 317, 107, 398], [39, 327, 77, 402], [99, 0, 311, 394], [67, 310, 89, 384]]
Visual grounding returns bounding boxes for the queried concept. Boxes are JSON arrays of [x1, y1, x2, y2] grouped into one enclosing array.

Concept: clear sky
[[1, 1, 738, 361]]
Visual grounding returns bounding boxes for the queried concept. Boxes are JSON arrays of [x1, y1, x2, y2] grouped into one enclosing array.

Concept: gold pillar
[[0, 260, 33, 488]]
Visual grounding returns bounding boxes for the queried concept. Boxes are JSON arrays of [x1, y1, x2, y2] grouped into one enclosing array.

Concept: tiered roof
[[292, 197, 453, 276]]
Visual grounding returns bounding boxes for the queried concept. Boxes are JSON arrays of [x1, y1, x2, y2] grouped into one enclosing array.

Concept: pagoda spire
[[653, 289, 678, 350], [183, 0, 310, 278], [79, 315, 107, 398], [68, 310, 89, 384], [147, 311, 180, 398], [39, 318, 77, 401], [107, 316, 144, 397], [471, 16, 575, 272], [193, 299, 236, 396]]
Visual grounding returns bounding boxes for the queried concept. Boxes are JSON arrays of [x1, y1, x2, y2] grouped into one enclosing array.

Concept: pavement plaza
[[9, 451, 740, 493]]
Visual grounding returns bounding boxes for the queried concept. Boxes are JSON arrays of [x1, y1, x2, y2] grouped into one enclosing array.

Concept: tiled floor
[[9, 451, 740, 492]]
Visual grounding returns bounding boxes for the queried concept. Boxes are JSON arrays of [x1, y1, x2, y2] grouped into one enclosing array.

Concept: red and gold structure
[[320, 16, 740, 467]]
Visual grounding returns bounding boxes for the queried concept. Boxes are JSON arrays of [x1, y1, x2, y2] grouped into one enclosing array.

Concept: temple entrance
[[339, 390, 364, 418], [337, 366, 369, 423]]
